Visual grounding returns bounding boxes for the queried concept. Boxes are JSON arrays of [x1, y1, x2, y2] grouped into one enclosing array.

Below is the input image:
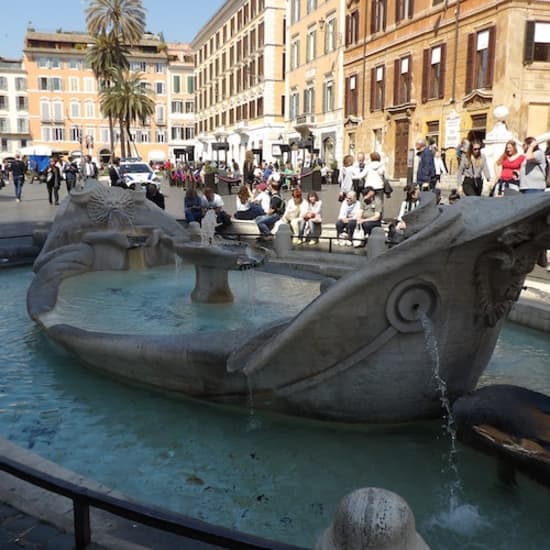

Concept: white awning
[[19, 145, 52, 156], [148, 150, 166, 162]]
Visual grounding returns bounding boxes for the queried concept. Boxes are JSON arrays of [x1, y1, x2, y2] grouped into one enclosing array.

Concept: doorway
[[394, 119, 410, 178]]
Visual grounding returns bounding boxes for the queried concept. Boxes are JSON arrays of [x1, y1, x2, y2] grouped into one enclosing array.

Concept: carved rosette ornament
[[86, 185, 137, 225], [386, 278, 440, 333], [475, 220, 550, 327]]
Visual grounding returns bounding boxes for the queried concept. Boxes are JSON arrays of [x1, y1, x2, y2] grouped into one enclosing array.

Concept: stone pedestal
[[483, 106, 517, 180], [274, 223, 292, 257], [191, 265, 234, 303]]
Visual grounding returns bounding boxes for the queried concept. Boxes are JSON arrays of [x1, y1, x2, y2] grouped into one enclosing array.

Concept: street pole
[[79, 126, 84, 184]]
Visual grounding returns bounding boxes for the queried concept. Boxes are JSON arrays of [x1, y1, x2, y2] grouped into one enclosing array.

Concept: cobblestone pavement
[[0, 502, 75, 550]]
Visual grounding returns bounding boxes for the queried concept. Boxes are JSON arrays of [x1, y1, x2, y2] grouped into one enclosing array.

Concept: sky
[[1, 0, 225, 60]]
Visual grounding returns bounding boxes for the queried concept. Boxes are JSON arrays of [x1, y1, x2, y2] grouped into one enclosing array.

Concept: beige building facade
[[166, 43, 196, 163], [192, 0, 286, 166], [285, 0, 345, 167], [343, 0, 550, 178], [14, 1, 550, 176]]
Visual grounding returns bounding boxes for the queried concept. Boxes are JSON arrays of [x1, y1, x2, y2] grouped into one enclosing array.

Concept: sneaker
[[16, 198, 20, 203], [292, 237, 301, 245], [308, 239, 318, 245], [344, 240, 353, 246]]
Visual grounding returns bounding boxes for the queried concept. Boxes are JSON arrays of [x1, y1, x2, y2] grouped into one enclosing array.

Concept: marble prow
[[226, 203, 465, 385], [227, 193, 550, 396]]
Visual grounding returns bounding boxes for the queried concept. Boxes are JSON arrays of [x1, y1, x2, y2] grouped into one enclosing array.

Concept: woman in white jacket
[[282, 188, 308, 243], [363, 151, 385, 191]]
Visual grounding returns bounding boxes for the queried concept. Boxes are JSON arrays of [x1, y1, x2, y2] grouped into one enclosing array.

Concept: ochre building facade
[[343, 0, 550, 178]]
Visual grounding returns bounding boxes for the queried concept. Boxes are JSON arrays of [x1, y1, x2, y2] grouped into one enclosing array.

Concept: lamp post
[[77, 126, 85, 184]]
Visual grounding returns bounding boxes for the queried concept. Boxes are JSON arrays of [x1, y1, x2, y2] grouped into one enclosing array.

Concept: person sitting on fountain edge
[[255, 180, 285, 241], [146, 183, 165, 210], [202, 186, 231, 231], [354, 186, 384, 247], [184, 186, 203, 224], [335, 191, 361, 246]]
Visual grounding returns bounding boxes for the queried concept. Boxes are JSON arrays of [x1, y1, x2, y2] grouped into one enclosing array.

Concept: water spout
[[200, 210, 217, 246], [419, 311, 462, 511]]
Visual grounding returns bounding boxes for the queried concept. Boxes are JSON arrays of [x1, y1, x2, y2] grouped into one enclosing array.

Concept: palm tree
[[100, 68, 154, 158], [85, 0, 146, 159], [86, 34, 130, 74], [86, 35, 130, 158], [86, 0, 146, 44]]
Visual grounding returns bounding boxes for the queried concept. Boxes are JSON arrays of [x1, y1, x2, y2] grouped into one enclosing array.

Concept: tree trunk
[[125, 120, 132, 158], [119, 119, 126, 158], [109, 113, 115, 161]]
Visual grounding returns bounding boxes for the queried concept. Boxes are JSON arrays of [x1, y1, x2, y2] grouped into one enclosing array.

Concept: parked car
[[118, 159, 161, 190]]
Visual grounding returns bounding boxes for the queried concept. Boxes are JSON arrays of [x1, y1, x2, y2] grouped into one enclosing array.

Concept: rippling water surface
[[47, 265, 321, 334], [1, 267, 549, 548]]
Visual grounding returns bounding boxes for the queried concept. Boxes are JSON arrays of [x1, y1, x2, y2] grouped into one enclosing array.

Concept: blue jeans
[[13, 175, 24, 200], [185, 207, 203, 224], [256, 213, 280, 236]]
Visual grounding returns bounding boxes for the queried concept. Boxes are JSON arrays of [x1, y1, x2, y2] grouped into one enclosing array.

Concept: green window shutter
[[524, 21, 535, 65]]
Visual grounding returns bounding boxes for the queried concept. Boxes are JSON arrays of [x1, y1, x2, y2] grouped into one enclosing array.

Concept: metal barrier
[[218, 232, 368, 254], [0, 455, 308, 550]]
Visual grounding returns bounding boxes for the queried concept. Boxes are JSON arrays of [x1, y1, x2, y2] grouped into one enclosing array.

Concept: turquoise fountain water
[[45, 265, 320, 334], [1, 266, 549, 548]]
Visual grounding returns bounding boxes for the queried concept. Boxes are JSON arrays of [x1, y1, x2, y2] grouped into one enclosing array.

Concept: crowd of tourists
[[181, 170, 323, 244], [0, 153, 97, 205], [2, 136, 548, 262]]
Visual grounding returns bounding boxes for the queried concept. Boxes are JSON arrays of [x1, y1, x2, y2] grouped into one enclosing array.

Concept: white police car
[[119, 158, 161, 190]]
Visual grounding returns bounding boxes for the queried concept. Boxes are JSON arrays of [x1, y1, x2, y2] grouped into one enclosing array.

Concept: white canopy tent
[[19, 145, 52, 157]]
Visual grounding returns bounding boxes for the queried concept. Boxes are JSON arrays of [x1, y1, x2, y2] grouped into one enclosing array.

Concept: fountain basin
[[4, 267, 550, 548], [27, 186, 550, 422]]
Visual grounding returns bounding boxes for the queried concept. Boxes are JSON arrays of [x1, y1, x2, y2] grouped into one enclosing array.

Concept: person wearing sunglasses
[[457, 140, 491, 196]]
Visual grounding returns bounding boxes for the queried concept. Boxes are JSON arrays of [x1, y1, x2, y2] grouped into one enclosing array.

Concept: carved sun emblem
[[87, 186, 136, 225]]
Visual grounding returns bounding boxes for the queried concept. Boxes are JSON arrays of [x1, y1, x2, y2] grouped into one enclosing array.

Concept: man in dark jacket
[[415, 139, 436, 191], [83, 155, 98, 180], [45, 157, 61, 205], [255, 181, 285, 240], [63, 161, 78, 192], [109, 157, 123, 187], [10, 153, 27, 202]]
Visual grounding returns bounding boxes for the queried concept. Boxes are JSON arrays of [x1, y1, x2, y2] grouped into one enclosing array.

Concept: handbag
[[352, 225, 365, 247]]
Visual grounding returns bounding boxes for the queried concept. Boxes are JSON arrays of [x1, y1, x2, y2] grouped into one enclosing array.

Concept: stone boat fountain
[[27, 180, 550, 423]]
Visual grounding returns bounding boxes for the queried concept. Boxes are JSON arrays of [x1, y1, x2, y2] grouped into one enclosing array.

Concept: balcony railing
[[295, 113, 316, 125]]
